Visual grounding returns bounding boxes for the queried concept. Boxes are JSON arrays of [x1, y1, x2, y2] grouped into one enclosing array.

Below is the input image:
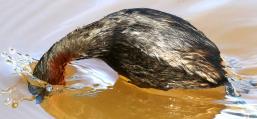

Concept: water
[[0, 49, 118, 107], [0, 50, 256, 118], [0, 1, 257, 119]]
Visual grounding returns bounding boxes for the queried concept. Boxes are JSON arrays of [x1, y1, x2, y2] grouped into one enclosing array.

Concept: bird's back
[[99, 8, 226, 89]]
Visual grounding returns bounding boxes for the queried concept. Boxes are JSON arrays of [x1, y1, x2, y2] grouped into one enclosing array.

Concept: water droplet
[[4, 98, 12, 105], [11, 102, 18, 108], [9, 48, 16, 55], [46, 84, 53, 92], [0, 52, 6, 57], [6, 59, 13, 63]]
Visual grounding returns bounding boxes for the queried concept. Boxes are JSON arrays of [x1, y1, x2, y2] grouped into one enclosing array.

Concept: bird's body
[[30, 8, 227, 97]]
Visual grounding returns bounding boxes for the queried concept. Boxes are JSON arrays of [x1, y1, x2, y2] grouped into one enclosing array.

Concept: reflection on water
[[40, 57, 257, 119], [41, 76, 225, 119], [0, 0, 257, 119]]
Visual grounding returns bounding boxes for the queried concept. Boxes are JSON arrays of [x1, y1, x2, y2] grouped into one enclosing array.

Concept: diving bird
[[28, 8, 238, 101]]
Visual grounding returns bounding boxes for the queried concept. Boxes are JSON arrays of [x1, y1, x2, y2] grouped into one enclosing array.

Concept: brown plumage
[[29, 8, 228, 98]]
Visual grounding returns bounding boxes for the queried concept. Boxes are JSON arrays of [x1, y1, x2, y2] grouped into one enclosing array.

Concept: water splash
[[215, 57, 257, 119], [0, 48, 118, 107], [216, 94, 257, 119], [0, 49, 37, 108]]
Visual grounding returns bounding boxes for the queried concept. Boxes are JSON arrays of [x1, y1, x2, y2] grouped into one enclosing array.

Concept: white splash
[[0, 49, 118, 107]]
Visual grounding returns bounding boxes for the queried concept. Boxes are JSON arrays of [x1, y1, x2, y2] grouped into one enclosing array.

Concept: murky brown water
[[0, 1, 257, 119]]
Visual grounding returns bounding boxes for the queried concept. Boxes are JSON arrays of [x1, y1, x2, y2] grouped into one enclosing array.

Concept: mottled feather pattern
[[31, 8, 227, 96]]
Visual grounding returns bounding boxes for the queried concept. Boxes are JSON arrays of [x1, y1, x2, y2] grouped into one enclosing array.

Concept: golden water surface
[[41, 67, 225, 119]]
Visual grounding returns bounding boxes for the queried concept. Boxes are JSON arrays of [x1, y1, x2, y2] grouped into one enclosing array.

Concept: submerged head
[[28, 8, 230, 103], [28, 82, 55, 103]]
